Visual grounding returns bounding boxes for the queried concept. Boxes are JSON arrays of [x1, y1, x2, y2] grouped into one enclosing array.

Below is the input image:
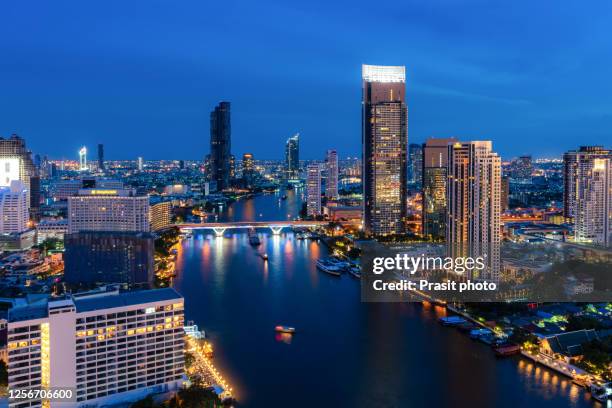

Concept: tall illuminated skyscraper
[[0, 180, 29, 233], [325, 149, 338, 200], [362, 64, 407, 236], [408, 143, 423, 189], [0, 134, 39, 214], [79, 147, 88, 171], [285, 133, 300, 181], [306, 163, 321, 217], [564, 146, 611, 246], [447, 141, 501, 281], [209, 101, 232, 190], [422, 138, 457, 239], [98, 144, 105, 171]]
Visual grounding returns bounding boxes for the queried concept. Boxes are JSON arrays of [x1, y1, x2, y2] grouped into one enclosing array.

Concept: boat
[[438, 316, 467, 326], [261, 253, 268, 260], [316, 259, 342, 276], [456, 322, 477, 332], [248, 228, 261, 246], [493, 344, 520, 356], [349, 265, 361, 279], [590, 382, 612, 402], [275, 325, 296, 334], [469, 328, 492, 339]]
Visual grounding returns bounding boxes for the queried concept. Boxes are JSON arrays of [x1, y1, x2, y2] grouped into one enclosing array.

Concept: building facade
[[64, 231, 155, 287], [68, 189, 150, 233], [447, 141, 502, 281], [0, 180, 29, 234], [7, 287, 185, 407], [306, 164, 322, 217], [422, 138, 457, 240], [209, 102, 232, 190], [408, 143, 423, 189], [362, 64, 408, 236], [0, 134, 39, 215], [149, 200, 172, 232], [325, 149, 338, 200]]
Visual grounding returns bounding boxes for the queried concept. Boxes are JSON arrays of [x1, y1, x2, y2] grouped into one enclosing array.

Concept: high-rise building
[[447, 141, 501, 281], [98, 144, 105, 172], [68, 188, 150, 233], [7, 287, 185, 407], [408, 143, 423, 189], [79, 147, 88, 171], [501, 176, 510, 211], [149, 199, 172, 232], [285, 133, 300, 181], [563, 146, 611, 221], [64, 231, 155, 287], [325, 149, 338, 200], [137, 157, 144, 172], [0, 134, 39, 214], [422, 138, 457, 239], [510, 155, 533, 181], [306, 163, 322, 217], [564, 146, 612, 246], [50, 178, 124, 201], [0, 180, 29, 233], [242, 153, 255, 187], [362, 64, 407, 236], [209, 102, 232, 190]]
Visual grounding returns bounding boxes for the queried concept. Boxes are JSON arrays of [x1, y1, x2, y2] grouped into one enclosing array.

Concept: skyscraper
[[362, 64, 407, 236], [209, 101, 232, 190], [564, 146, 611, 246], [0, 134, 39, 214], [422, 138, 457, 239], [325, 149, 339, 200], [408, 143, 423, 189], [306, 163, 322, 217], [242, 153, 255, 187], [98, 143, 105, 171], [285, 133, 300, 181], [0, 180, 29, 233], [563, 146, 611, 221], [79, 146, 88, 171], [447, 141, 501, 281]]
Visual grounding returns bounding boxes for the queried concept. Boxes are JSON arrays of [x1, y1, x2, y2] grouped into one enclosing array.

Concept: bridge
[[177, 220, 329, 236]]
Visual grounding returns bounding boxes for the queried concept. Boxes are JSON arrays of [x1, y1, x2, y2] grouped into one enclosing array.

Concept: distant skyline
[[1, 1, 611, 160]]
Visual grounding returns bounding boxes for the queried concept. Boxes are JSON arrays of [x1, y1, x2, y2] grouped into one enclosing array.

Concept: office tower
[[79, 147, 88, 171], [209, 101, 232, 190], [564, 147, 612, 246], [564, 146, 611, 221], [306, 164, 322, 216], [0, 180, 29, 233], [0, 134, 39, 213], [7, 287, 185, 407], [178, 160, 185, 170], [137, 157, 144, 172], [325, 149, 339, 200], [285, 133, 300, 181], [149, 199, 172, 232], [242, 153, 255, 187], [362, 64, 407, 236], [68, 188, 150, 233], [98, 144, 105, 171], [501, 176, 510, 211], [422, 138, 457, 239], [408, 143, 423, 189], [447, 141, 501, 280], [64, 231, 155, 287]]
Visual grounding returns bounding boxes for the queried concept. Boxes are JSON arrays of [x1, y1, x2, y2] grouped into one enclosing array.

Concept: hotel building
[[285, 134, 300, 181], [68, 188, 150, 233], [306, 164, 322, 217], [361, 64, 407, 236], [325, 149, 339, 200], [0, 180, 29, 234], [7, 287, 185, 407]]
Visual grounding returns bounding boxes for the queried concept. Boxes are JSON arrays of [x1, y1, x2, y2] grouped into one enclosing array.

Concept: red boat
[[493, 344, 520, 356]]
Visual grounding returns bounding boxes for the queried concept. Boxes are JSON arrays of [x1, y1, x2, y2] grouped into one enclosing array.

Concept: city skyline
[[2, 2, 612, 160]]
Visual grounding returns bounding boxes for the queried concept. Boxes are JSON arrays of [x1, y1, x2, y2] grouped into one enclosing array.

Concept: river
[[173, 190, 598, 408]]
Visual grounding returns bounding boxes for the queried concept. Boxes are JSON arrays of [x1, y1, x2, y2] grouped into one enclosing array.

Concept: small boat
[[469, 328, 492, 339], [590, 382, 612, 402], [438, 316, 467, 326], [493, 343, 520, 356], [456, 322, 477, 332], [349, 265, 361, 279], [261, 253, 269, 261], [248, 228, 261, 246], [316, 259, 342, 276], [275, 325, 296, 334]]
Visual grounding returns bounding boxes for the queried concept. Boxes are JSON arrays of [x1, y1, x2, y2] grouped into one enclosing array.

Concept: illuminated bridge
[[177, 220, 328, 236]]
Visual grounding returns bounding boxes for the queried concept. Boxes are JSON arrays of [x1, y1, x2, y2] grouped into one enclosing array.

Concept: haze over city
[[2, 0, 612, 160]]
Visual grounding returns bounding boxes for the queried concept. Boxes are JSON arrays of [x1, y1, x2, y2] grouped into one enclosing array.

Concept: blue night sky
[[1, 0, 611, 161]]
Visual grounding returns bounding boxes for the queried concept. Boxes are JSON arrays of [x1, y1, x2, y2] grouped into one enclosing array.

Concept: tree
[[0, 360, 8, 386]]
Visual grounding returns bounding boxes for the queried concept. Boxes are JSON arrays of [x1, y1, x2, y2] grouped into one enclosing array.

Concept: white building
[[68, 189, 150, 233], [306, 164, 321, 217], [447, 141, 502, 281], [7, 287, 185, 407], [35, 219, 69, 244], [574, 157, 611, 246], [0, 180, 29, 233], [325, 149, 338, 200]]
